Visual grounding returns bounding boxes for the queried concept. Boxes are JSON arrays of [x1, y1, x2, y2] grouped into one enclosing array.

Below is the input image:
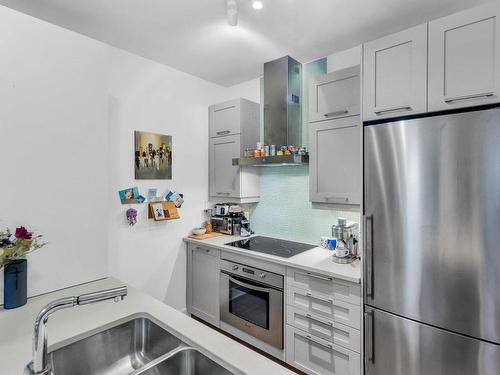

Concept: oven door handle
[[227, 274, 273, 293]]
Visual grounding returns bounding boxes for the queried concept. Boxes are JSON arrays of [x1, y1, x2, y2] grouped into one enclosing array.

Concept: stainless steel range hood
[[233, 56, 306, 167]]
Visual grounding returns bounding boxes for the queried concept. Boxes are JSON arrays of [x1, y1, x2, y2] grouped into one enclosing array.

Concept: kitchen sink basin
[[47, 316, 236, 375], [134, 348, 235, 375]]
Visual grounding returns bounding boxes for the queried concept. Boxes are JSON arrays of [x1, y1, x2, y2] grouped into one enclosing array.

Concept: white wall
[[327, 45, 362, 72], [0, 6, 109, 302], [223, 77, 261, 103], [108, 48, 247, 310]]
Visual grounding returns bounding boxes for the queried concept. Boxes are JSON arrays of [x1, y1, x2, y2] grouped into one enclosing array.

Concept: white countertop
[[0, 277, 294, 375], [184, 235, 361, 284]]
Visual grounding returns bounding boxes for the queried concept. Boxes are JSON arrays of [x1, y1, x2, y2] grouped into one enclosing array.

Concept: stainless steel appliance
[[232, 56, 308, 167], [220, 259, 284, 348], [210, 216, 233, 235], [364, 107, 500, 374], [331, 217, 359, 264], [225, 236, 315, 258]]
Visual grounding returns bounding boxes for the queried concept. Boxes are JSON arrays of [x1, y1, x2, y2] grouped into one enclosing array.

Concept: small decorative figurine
[[126, 208, 138, 226]]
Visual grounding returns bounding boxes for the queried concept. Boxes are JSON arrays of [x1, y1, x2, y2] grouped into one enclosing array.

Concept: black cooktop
[[225, 236, 315, 258]]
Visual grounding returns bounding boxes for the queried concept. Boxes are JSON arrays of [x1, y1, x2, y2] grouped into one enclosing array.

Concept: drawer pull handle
[[374, 106, 411, 115], [325, 196, 349, 203], [324, 109, 348, 118], [306, 292, 333, 304], [304, 313, 333, 326], [306, 272, 333, 281], [296, 332, 333, 350], [216, 192, 231, 195], [444, 92, 494, 104], [216, 130, 231, 135]]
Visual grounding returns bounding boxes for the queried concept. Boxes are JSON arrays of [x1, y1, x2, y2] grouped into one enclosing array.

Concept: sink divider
[[129, 345, 194, 375]]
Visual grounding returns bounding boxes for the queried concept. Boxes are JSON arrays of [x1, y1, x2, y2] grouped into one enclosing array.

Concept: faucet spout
[[25, 286, 127, 375]]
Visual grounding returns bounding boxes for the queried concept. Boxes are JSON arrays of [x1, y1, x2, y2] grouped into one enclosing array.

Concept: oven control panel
[[220, 259, 283, 290]]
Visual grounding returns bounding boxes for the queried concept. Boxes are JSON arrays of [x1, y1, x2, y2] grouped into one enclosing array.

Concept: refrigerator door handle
[[364, 310, 374, 368], [364, 214, 374, 298]]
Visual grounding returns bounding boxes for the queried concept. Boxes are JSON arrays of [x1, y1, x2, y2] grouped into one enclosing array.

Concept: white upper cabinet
[[208, 98, 260, 202], [309, 66, 360, 122], [428, 3, 500, 111], [309, 116, 361, 207], [209, 135, 241, 198], [363, 24, 428, 121], [209, 99, 241, 137]]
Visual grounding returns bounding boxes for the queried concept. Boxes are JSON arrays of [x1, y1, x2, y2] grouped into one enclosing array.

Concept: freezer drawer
[[364, 107, 500, 343], [364, 307, 500, 375]]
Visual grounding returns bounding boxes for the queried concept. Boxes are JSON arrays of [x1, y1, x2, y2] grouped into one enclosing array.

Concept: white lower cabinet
[[285, 267, 362, 375], [187, 244, 220, 326], [286, 325, 361, 375]]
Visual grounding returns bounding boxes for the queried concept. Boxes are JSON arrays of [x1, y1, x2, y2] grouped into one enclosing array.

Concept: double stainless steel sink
[[48, 316, 236, 375]]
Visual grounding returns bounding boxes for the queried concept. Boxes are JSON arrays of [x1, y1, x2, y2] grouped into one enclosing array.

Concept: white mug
[[335, 248, 350, 258]]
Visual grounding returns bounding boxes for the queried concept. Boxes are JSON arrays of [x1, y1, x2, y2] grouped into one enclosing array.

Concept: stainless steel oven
[[219, 259, 283, 349]]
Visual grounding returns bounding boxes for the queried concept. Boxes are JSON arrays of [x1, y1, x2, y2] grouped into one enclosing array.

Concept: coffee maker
[[331, 217, 359, 264]]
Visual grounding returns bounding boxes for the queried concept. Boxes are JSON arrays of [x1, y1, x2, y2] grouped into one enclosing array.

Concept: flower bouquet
[[0, 226, 46, 269], [0, 226, 46, 309]]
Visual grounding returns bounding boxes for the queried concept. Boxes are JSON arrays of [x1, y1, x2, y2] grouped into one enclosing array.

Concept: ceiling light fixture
[[227, 0, 238, 26], [252, 0, 263, 10]]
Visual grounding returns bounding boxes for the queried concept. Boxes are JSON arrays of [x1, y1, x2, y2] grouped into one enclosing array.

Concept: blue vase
[[4, 259, 27, 309]]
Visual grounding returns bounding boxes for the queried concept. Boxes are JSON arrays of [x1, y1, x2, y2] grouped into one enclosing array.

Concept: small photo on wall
[[119, 187, 140, 203], [135, 131, 172, 180], [152, 203, 165, 220]]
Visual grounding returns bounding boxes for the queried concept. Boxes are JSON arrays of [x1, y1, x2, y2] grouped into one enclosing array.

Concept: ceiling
[[0, 0, 489, 86]]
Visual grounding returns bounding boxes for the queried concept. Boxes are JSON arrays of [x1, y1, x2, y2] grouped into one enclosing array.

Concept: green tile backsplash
[[248, 58, 360, 245], [248, 166, 359, 244]]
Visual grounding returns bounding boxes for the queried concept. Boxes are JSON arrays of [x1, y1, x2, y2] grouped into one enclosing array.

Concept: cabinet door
[[209, 135, 240, 198], [363, 24, 428, 121], [428, 3, 500, 111], [209, 99, 241, 138], [189, 245, 220, 326], [286, 325, 361, 375], [309, 116, 361, 206], [309, 66, 360, 122]]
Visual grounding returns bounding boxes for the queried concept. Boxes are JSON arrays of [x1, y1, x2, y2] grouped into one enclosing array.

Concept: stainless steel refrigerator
[[363, 107, 500, 375]]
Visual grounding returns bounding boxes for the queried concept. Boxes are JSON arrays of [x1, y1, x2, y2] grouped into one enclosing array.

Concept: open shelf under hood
[[232, 154, 309, 167]]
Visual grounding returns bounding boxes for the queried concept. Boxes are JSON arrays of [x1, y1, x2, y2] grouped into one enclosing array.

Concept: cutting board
[[188, 232, 223, 240]]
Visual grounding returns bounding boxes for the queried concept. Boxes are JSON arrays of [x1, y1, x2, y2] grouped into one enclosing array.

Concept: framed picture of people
[[134, 131, 172, 179]]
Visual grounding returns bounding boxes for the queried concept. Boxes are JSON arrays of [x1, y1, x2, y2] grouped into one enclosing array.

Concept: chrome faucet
[[24, 286, 127, 375]]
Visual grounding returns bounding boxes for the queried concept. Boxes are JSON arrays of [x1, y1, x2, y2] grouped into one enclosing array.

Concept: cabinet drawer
[[287, 286, 361, 329], [287, 268, 361, 305], [286, 325, 361, 375], [188, 243, 220, 258], [287, 306, 360, 353]]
